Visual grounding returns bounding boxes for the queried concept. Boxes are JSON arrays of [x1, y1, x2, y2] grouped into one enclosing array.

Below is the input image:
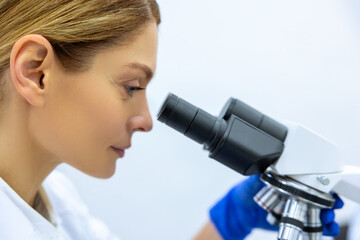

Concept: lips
[[111, 146, 127, 158], [114, 145, 131, 150]]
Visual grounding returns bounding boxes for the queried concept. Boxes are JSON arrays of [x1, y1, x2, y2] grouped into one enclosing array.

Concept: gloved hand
[[209, 175, 278, 240], [209, 175, 344, 240], [321, 193, 344, 237]]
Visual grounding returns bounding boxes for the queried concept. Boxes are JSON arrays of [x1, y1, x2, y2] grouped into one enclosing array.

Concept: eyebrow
[[126, 62, 154, 82]]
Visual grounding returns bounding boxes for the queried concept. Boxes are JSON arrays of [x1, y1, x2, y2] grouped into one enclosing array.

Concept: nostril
[[135, 127, 146, 132], [145, 118, 153, 132], [137, 123, 152, 132]]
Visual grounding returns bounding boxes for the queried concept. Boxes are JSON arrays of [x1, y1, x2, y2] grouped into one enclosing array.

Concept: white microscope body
[[272, 121, 360, 202]]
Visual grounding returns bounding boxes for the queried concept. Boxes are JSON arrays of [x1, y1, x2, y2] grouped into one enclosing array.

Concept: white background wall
[[58, 1, 360, 239]]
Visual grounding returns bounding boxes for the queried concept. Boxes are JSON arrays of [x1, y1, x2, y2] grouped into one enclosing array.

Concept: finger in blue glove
[[210, 175, 278, 240], [320, 192, 344, 237]]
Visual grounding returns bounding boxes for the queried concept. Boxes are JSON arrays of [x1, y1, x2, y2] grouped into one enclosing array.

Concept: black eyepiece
[[157, 93, 178, 123], [157, 94, 222, 146]]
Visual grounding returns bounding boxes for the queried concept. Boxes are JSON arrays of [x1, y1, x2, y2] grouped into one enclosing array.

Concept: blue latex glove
[[210, 175, 278, 240], [209, 175, 344, 240], [321, 193, 344, 237]]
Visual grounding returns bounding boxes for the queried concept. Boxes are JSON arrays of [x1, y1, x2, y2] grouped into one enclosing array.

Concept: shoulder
[[0, 178, 61, 239]]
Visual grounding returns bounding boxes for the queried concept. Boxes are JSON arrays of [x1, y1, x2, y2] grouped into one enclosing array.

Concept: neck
[[0, 99, 60, 207]]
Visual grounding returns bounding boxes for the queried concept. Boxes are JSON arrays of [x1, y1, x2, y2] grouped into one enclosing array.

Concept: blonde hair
[[0, 0, 161, 101], [0, 0, 160, 222], [33, 186, 56, 226]]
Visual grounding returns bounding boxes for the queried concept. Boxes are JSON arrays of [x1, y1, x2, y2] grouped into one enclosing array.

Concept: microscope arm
[[332, 165, 360, 203]]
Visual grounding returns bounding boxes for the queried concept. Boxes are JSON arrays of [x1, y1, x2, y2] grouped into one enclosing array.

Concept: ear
[[9, 34, 55, 107]]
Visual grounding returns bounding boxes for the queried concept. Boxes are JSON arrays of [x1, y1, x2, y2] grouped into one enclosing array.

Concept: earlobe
[[9, 34, 54, 107]]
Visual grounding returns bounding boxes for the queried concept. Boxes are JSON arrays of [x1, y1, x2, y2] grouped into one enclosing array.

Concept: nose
[[134, 113, 153, 132], [128, 101, 153, 133]]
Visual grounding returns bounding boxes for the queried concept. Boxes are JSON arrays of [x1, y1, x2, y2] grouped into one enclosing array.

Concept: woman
[[0, 1, 341, 239]]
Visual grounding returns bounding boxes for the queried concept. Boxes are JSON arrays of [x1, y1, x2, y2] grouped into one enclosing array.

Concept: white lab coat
[[0, 170, 120, 240]]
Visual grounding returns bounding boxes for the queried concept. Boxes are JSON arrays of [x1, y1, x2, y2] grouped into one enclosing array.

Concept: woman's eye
[[124, 86, 145, 97]]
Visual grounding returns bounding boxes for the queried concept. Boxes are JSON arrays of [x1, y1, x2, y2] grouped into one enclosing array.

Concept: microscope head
[[158, 93, 344, 177], [158, 93, 287, 175]]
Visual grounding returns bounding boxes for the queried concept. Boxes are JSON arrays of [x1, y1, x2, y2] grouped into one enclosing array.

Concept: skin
[[194, 222, 222, 240], [0, 21, 221, 239]]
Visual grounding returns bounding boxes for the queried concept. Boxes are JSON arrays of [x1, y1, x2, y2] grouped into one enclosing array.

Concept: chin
[[69, 151, 118, 179], [80, 162, 117, 179], [93, 166, 116, 179]]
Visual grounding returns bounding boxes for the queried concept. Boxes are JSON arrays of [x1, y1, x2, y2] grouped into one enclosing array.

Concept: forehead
[[92, 23, 158, 75]]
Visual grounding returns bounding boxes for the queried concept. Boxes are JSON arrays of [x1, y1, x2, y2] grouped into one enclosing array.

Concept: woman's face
[[30, 23, 158, 178]]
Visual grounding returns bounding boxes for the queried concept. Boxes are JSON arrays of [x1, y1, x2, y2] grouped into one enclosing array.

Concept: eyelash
[[124, 86, 145, 97]]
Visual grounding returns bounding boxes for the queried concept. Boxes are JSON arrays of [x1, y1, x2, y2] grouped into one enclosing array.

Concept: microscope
[[157, 93, 360, 240]]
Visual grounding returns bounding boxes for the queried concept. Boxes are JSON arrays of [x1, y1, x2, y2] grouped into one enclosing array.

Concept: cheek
[[28, 77, 129, 177]]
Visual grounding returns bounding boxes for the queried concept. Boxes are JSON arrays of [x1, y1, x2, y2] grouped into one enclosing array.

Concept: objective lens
[[278, 199, 307, 240], [254, 185, 282, 212]]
